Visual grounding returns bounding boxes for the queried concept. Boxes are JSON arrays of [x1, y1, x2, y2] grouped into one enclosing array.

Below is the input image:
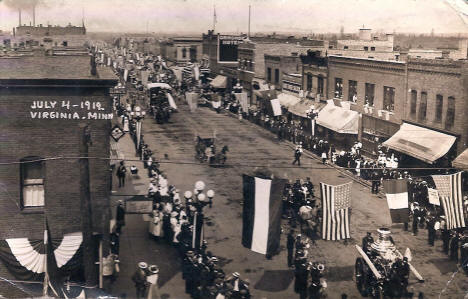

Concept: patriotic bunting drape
[[320, 182, 352, 241]]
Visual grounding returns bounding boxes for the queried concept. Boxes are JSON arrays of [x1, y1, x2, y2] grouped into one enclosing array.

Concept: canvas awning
[[288, 99, 325, 118], [277, 93, 301, 109], [210, 75, 227, 88], [452, 148, 468, 169], [382, 123, 456, 164], [316, 103, 359, 134]]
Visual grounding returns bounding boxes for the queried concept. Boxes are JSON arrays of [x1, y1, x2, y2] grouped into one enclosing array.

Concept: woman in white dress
[[149, 210, 163, 240]]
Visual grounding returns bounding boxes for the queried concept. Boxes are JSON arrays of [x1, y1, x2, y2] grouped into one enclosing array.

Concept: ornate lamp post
[[185, 181, 214, 251], [307, 106, 319, 136]]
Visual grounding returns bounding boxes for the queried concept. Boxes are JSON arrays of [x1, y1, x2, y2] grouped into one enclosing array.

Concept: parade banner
[[235, 93, 249, 112], [320, 182, 352, 240], [383, 179, 410, 223], [242, 175, 286, 255], [432, 172, 466, 229], [427, 188, 440, 206], [270, 99, 282, 116]]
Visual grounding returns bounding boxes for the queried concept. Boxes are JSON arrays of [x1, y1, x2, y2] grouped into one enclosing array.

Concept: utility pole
[[80, 124, 97, 287], [248, 5, 251, 39]]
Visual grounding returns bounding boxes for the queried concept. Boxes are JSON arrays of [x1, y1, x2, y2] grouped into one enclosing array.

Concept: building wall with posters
[[327, 55, 405, 155], [0, 53, 117, 294], [406, 58, 468, 155]]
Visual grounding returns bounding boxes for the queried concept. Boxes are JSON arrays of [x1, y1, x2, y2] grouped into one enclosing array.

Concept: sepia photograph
[[0, 0, 467, 298]]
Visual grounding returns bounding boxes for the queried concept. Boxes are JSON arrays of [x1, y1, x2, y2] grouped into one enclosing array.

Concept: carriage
[[194, 135, 228, 165], [355, 228, 424, 298], [148, 83, 176, 124]]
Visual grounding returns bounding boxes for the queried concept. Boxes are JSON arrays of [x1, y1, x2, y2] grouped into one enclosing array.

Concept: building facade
[[0, 53, 117, 295], [16, 24, 86, 36], [406, 58, 468, 156], [161, 37, 202, 64], [301, 51, 328, 101], [327, 55, 405, 155]]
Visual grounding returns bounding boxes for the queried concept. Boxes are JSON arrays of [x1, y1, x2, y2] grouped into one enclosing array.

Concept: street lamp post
[[307, 107, 319, 136], [184, 181, 214, 252]]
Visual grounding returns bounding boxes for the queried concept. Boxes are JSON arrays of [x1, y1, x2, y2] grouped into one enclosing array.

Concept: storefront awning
[[382, 123, 456, 164], [452, 148, 468, 169], [277, 93, 301, 109], [288, 99, 325, 118], [316, 103, 359, 134], [209, 75, 227, 88]]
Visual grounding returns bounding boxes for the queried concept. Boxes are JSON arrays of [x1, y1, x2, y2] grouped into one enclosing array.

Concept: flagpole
[[43, 224, 48, 297], [213, 5, 216, 32]]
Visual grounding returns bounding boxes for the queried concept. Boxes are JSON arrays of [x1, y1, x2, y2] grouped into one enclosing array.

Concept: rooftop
[[0, 55, 117, 80]]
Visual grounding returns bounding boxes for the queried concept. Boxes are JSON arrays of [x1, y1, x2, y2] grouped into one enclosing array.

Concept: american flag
[[432, 172, 466, 229], [320, 182, 352, 240]]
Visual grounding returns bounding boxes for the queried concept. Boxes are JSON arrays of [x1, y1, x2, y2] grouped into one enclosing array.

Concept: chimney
[[19, 9, 22, 27], [33, 5, 36, 27]]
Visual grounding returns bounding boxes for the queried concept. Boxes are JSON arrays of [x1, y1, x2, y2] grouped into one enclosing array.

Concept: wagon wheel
[[355, 258, 369, 297]]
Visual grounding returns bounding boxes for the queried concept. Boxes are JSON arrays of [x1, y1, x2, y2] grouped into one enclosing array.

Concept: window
[[182, 48, 187, 58], [21, 157, 45, 208], [410, 90, 417, 115], [364, 46, 369, 51], [274, 69, 279, 84], [348, 80, 357, 102], [306, 74, 312, 91], [334, 78, 343, 98], [435, 95, 443, 122], [365, 83, 375, 107], [383, 86, 395, 112], [371, 47, 375, 51], [267, 67, 272, 82], [419, 92, 427, 121], [446, 96, 455, 128], [317, 76, 324, 95], [344, 46, 349, 50]]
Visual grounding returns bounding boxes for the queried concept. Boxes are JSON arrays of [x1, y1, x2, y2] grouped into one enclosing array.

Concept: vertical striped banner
[[242, 175, 286, 255], [432, 172, 466, 229], [320, 182, 352, 241]]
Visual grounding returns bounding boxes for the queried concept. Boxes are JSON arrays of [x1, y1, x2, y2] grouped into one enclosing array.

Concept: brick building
[[394, 58, 468, 166], [161, 37, 202, 65], [301, 50, 328, 101], [325, 55, 405, 154], [264, 53, 302, 91], [0, 52, 117, 296], [15, 23, 86, 36]]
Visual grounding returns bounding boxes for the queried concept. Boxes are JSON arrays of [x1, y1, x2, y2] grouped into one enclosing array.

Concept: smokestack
[[19, 9, 22, 27], [33, 6, 36, 27]]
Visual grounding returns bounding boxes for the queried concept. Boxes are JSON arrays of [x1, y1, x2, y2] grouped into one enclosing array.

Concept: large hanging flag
[[383, 179, 410, 223], [432, 172, 466, 229], [320, 182, 352, 241], [242, 175, 286, 255]]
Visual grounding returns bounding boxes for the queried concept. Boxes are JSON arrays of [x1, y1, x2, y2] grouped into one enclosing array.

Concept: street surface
[[111, 100, 466, 298]]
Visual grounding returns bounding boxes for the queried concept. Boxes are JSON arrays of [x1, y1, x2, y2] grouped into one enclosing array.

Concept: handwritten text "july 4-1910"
[[30, 100, 106, 110]]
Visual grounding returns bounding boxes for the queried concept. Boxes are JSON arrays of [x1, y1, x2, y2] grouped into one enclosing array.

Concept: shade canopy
[[209, 75, 227, 89], [382, 123, 456, 164], [316, 103, 359, 134], [289, 99, 323, 118], [147, 82, 172, 90], [452, 148, 468, 169], [277, 93, 301, 109]]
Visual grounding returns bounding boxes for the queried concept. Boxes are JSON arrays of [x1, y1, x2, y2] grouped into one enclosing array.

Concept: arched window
[[20, 156, 45, 208]]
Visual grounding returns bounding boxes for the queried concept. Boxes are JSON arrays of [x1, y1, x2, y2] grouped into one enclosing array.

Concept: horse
[[212, 145, 229, 165]]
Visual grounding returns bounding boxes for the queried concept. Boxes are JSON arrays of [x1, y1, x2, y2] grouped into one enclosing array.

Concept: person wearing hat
[[146, 265, 160, 299], [362, 232, 374, 255], [132, 262, 149, 299], [294, 258, 309, 298], [439, 216, 450, 255], [117, 160, 127, 188], [449, 232, 460, 262], [426, 214, 436, 246], [116, 200, 126, 234], [292, 143, 303, 166]]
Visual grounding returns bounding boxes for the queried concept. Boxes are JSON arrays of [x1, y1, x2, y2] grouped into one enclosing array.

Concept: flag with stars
[[320, 182, 352, 240], [432, 172, 466, 229]]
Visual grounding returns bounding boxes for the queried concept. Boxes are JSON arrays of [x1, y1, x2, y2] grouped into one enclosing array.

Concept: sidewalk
[[109, 129, 188, 299]]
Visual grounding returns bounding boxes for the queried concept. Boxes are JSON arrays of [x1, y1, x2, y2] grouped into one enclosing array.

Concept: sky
[[0, 0, 467, 34]]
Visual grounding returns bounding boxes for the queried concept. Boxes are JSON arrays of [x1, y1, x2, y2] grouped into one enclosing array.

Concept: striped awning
[[383, 123, 456, 164]]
